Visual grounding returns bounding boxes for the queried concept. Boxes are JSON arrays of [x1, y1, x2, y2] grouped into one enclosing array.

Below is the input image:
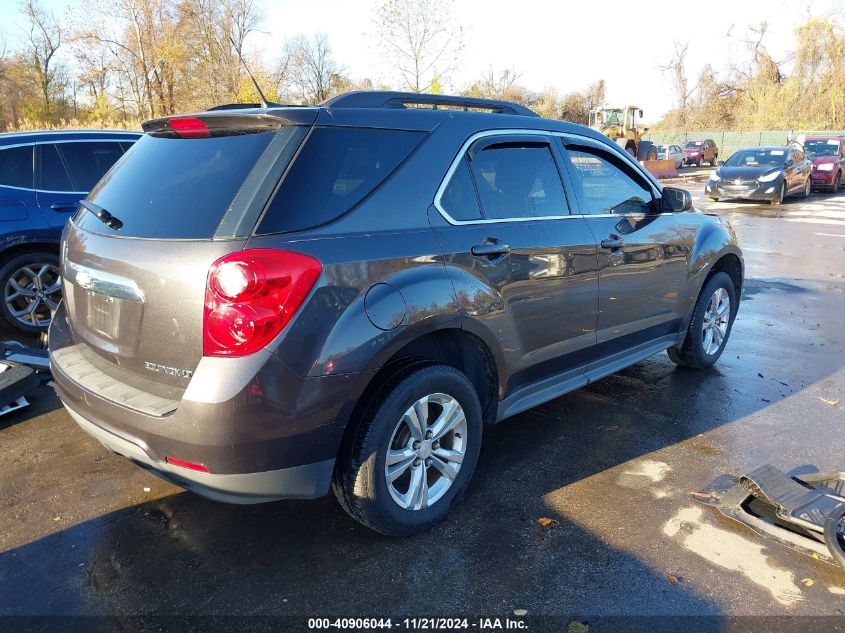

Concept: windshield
[[804, 139, 841, 157], [682, 141, 704, 148], [724, 149, 787, 167]]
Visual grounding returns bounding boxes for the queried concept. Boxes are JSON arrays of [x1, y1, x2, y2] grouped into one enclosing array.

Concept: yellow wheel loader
[[588, 106, 657, 161]]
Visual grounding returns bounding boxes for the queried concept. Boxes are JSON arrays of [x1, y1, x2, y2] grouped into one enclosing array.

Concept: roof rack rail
[[321, 91, 539, 117]]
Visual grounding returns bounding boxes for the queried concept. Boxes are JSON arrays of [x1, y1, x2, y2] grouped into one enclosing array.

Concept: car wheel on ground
[[710, 155, 717, 166], [832, 172, 842, 192], [668, 272, 737, 369], [799, 178, 811, 198], [769, 182, 787, 205], [332, 364, 483, 537], [0, 251, 61, 334]]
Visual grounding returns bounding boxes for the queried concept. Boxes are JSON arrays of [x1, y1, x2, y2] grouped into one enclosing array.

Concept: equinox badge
[[143, 362, 193, 379]]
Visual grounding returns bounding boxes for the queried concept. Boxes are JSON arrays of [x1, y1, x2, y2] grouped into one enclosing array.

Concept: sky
[[2, 0, 843, 122]]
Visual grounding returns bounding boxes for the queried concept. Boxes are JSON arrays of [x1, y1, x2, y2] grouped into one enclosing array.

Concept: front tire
[[668, 272, 737, 369], [769, 182, 786, 205], [0, 251, 61, 334], [333, 364, 483, 536]]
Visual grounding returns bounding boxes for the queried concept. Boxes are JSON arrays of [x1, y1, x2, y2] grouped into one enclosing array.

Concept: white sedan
[[657, 144, 685, 169]]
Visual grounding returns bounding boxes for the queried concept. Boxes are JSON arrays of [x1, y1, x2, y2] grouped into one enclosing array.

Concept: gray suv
[[49, 92, 743, 536]]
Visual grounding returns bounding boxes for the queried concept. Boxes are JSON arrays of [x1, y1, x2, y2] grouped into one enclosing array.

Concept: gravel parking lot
[[1, 182, 843, 627]]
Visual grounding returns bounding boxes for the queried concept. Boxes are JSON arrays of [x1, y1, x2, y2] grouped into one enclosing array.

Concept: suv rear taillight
[[203, 249, 321, 357]]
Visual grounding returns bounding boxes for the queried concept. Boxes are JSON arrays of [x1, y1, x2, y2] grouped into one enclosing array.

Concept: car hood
[[811, 156, 837, 166], [717, 165, 781, 180]]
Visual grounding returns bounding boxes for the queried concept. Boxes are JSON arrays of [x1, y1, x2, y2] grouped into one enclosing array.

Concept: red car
[[805, 135, 845, 192], [682, 139, 718, 166]]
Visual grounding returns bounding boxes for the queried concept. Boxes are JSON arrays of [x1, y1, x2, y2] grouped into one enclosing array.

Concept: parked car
[[49, 92, 743, 536], [657, 144, 684, 169], [682, 139, 718, 166], [705, 146, 812, 204], [804, 135, 845, 192], [0, 130, 140, 333]]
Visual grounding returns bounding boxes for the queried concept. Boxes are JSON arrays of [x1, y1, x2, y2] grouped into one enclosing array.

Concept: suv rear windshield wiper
[[79, 200, 123, 231]]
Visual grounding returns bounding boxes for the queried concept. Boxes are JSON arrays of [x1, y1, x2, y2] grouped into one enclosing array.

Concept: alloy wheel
[[4, 262, 61, 328], [384, 393, 467, 511], [702, 287, 730, 356]]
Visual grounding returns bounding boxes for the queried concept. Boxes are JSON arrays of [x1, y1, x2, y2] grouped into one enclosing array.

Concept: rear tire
[[710, 154, 717, 166], [668, 271, 737, 369], [332, 364, 483, 536], [799, 177, 811, 199], [0, 251, 61, 334]]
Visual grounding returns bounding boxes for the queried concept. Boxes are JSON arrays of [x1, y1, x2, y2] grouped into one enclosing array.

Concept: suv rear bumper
[[64, 403, 334, 503], [49, 303, 376, 503]]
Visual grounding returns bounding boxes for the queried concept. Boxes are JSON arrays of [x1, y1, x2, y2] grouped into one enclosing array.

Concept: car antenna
[[229, 35, 278, 109]]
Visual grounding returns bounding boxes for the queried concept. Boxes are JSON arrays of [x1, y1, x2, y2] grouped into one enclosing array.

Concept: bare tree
[[475, 66, 521, 99], [373, 0, 463, 93], [660, 40, 692, 112], [21, 0, 63, 119], [285, 34, 342, 104], [583, 79, 606, 112]]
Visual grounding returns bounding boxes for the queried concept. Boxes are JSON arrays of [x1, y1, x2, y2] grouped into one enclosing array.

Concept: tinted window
[[39, 144, 73, 191], [258, 127, 425, 234], [565, 147, 653, 215], [57, 142, 125, 191], [440, 158, 481, 221], [78, 131, 275, 238], [470, 143, 567, 220], [0, 145, 34, 189]]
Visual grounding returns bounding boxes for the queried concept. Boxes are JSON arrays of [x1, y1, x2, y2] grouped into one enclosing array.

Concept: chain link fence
[[644, 130, 845, 159]]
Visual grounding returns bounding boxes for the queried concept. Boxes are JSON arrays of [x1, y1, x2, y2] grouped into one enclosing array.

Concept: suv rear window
[[77, 132, 275, 239], [256, 126, 424, 234]]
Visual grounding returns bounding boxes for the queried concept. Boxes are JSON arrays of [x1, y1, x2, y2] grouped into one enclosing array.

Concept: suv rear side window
[[58, 142, 125, 191], [78, 131, 275, 239], [257, 127, 425, 234], [440, 158, 482, 221], [470, 143, 568, 220], [0, 145, 34, 189]]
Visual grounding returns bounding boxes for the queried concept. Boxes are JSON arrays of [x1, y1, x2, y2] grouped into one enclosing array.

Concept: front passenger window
[[469, 143, 568, 220], [564, 147, 653, 215]]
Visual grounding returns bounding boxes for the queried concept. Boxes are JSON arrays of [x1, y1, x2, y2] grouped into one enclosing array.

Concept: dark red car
[[682, 139, 718, 166], [805, 135, 845, 192]]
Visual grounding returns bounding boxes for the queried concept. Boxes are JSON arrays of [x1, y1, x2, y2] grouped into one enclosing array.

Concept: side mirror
[[661, 186, 692, 212]]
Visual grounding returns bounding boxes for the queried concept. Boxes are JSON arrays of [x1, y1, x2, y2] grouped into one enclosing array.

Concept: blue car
[[0, 129, 140, 333]]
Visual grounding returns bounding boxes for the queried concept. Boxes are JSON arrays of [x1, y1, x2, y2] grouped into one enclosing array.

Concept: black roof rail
[[320, 91, 539, 117]]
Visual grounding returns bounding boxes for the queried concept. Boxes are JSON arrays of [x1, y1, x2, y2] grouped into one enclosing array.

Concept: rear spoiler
[[142, 110, 317, 138]]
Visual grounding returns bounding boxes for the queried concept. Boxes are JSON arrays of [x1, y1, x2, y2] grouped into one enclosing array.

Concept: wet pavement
[[1, 185, 844, 623]]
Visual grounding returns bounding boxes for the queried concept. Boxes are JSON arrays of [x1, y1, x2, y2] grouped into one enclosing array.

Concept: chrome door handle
[[471, 243, 511, 257], [600, 238, 625, 250]]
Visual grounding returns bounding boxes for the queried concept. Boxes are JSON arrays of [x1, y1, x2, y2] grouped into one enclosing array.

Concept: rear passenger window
[[57, 142, 125, 191], [0, 145, 34, 189], [440, 158, 482, 221], [257, 127, 425, 234], [39, 144, 73, 191], [469, 143, 568, 220]]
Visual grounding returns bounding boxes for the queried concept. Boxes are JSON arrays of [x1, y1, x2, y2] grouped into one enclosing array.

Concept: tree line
[[1, 0, 841, 132], [657, 17, 845, 131], [0, 0, 609, 131]]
